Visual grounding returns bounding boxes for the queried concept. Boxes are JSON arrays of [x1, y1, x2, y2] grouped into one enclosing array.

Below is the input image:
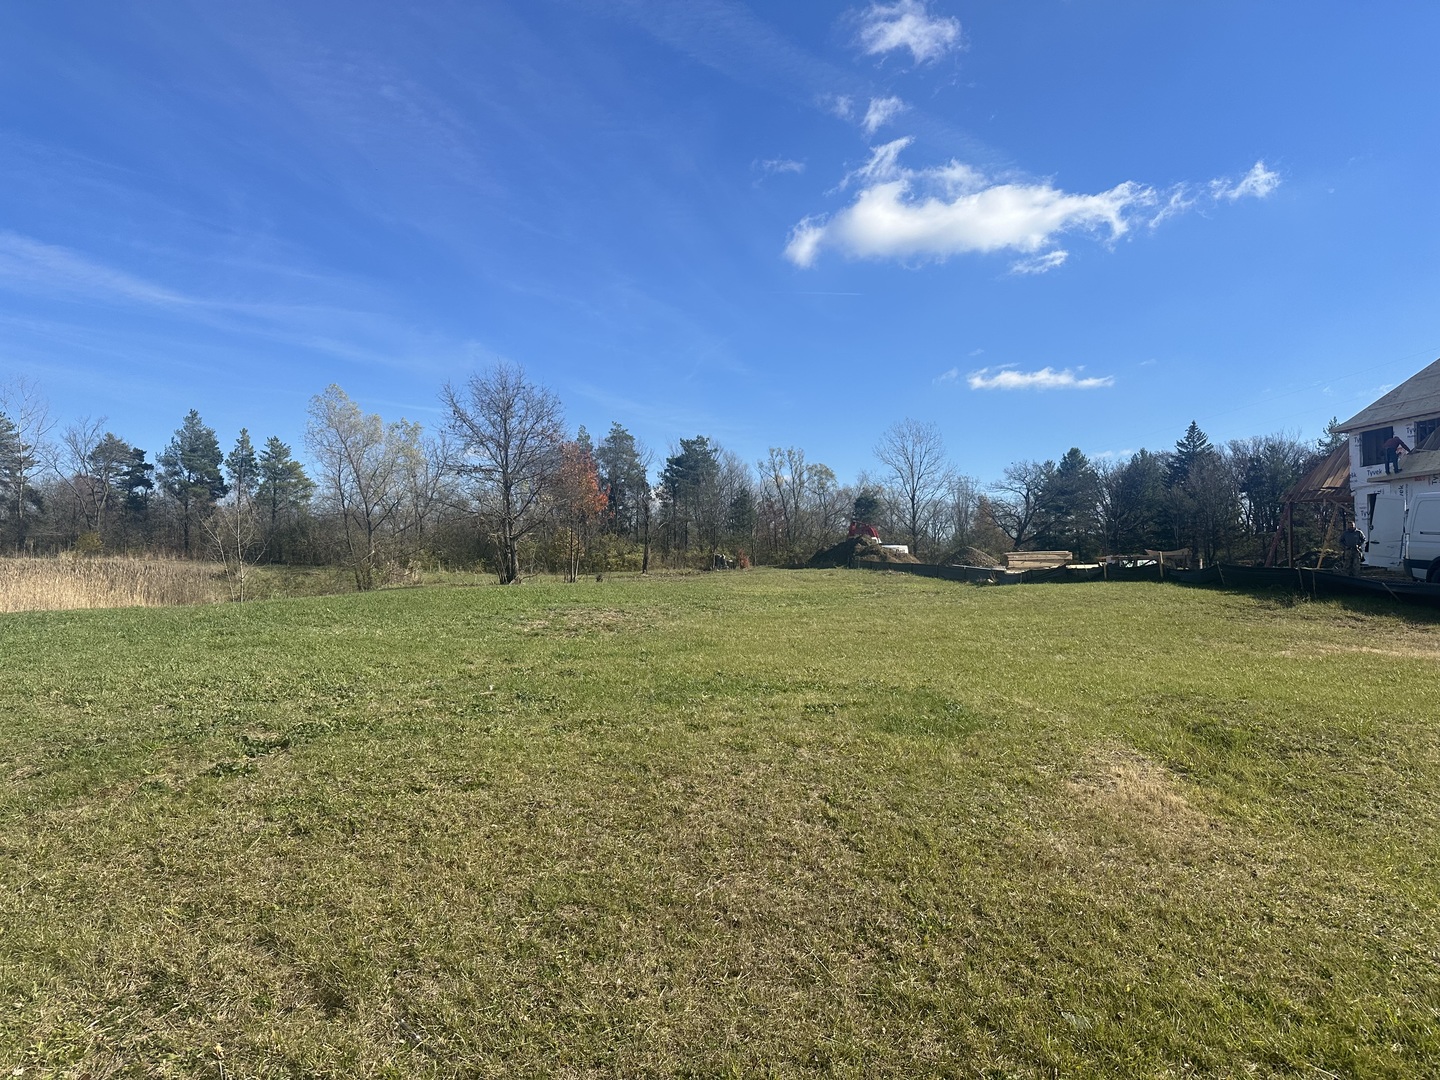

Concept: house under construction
[[1336, 357, 1440, 567]]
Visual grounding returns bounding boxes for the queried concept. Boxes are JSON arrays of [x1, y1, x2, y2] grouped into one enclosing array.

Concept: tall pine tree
[[595, 422, 648, 538], [257, 436, 314, 562], [225, 428, 260, 500], [1167, 421, 1215, 488], [157, 410, 227, 555], [659, 436, 719, 561]]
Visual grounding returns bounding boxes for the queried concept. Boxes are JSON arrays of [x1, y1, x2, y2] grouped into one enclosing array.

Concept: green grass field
[[2, 570, 1438, 1077]]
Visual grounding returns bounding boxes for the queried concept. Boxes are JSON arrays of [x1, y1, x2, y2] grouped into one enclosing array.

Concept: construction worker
[[1382, 434, 1410, 474], [1339, 519, 1366, 576]]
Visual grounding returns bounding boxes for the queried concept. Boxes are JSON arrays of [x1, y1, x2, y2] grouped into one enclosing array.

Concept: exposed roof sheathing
[[1337, 357, 1440, 431], [1283, 443, 1352, 505]]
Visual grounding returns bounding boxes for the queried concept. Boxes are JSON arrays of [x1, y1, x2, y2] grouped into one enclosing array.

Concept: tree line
[[0, 368, 1343, 583]]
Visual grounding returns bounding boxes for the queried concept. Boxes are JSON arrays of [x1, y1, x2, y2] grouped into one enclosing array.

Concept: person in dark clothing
[[1339, 520, 1366, 576], [1382, 435, 1410, 473]]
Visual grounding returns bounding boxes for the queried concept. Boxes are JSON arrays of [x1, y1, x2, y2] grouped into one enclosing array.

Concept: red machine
[[847, 520, 880, 540]]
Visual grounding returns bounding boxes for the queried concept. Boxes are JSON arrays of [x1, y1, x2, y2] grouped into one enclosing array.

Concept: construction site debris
[[808, 535, 920, 569]]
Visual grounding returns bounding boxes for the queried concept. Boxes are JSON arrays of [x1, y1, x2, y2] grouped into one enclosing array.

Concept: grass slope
[[2, 571, 1438, 1077]]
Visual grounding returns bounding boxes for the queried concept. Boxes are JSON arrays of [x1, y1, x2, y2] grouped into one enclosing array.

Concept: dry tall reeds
[[0, 555, 227, 613]]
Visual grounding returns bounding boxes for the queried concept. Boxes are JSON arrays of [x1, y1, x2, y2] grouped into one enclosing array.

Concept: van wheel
[[1427, 559, 1440, 584]]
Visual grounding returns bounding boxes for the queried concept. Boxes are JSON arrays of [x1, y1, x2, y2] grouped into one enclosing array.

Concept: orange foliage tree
[[553, 440, 608, 581]]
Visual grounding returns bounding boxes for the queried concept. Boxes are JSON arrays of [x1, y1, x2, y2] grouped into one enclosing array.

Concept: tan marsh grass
[[0, 555, 227, 612]]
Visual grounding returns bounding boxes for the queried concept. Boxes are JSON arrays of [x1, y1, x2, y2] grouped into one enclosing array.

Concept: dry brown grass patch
[[516, 606, 644, 636], [1281, 641, 1440, 662], [1067, 745, 1215, 840], [0, 555, 226, 612]]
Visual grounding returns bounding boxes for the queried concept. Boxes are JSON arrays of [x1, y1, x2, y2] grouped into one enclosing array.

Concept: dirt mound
[[808, 536, 919, 568], [947, 546, 1002, 569]]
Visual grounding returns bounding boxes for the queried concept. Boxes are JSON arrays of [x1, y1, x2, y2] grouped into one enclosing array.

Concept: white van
[[1365, 490, 1440, 581]]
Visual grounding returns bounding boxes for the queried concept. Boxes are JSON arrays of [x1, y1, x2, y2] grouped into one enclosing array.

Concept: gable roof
[[1338, 357, 1440, 431]]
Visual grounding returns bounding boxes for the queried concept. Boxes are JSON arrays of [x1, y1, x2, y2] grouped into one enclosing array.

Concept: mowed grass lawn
[[2, 570, 1438, 1078]]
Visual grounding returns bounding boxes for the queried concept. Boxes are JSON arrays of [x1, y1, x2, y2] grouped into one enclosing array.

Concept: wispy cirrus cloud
[[862, 95, 908, 135], [0, 231, 470, 376], [856, 0, 961, 64], [1210, 160, 1281, 201], [841, 136, 914, 187], [0, 231, 191, 307], [1153, 161, 1282, 225], [1010, 250, 1069, 275], [753, 157, 806, 179], [967, 366, 1115, 390]]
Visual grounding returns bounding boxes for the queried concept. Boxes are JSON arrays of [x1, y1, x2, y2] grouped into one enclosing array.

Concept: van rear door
[[1366, 494, 1406, 568], [1404, 495, 1440, 579]]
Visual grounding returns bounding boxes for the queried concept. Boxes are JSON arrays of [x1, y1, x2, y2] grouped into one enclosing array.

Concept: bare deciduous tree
[[759, 446, 808, 560], [442, 362, 564, 585], [204, 482, 264, 602], [989, 460, 1055, 550], [51, 416, 108, 538], [0, 377, 53, 550], [398, 429, 455, 561], [874, 418, 951, 556], [944, 473, 984, 554], [306, 385, 417, 590], [637, 440, 655, 574]]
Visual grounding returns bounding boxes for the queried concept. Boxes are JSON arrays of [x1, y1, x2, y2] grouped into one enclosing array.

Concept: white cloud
[[934, 366, 960, 384], [754, 158, 805, 177], [857, 0, 961, 64], [862, 95, 908, 135], [1147, 186, 1196, 227], [785, 217, 828, 268], [788, 142, 1152, 267], [825, 94, 855, 120], [1010, 250, 1068, 275], [1211, 160, 1281, 201], [967, 366, 1115, 391], [1145, 162, 1279, 227], [789, 143, 1286, 268]]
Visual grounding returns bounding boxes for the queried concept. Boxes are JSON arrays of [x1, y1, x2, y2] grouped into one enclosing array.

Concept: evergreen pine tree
[[225, 428, 260, 499], [1167, 421, 1215, 488], [257, 436, 314, 559], [595, 423, 648, 537], [0, 412, 20, 525], [1317, 416, 1347, 455], [157, 409, 227, 554]]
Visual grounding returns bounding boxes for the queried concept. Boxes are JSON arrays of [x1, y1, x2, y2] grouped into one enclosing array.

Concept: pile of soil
[[808, 536, 920, 568], [947, 546, 1002, 569]]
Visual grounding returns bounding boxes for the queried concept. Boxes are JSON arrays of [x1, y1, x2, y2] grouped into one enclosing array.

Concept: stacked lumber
[[1004, 550, 1073, 570]]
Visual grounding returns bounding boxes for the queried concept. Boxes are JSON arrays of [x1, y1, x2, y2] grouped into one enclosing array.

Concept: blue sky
[[3, 1, 1438, 482]]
